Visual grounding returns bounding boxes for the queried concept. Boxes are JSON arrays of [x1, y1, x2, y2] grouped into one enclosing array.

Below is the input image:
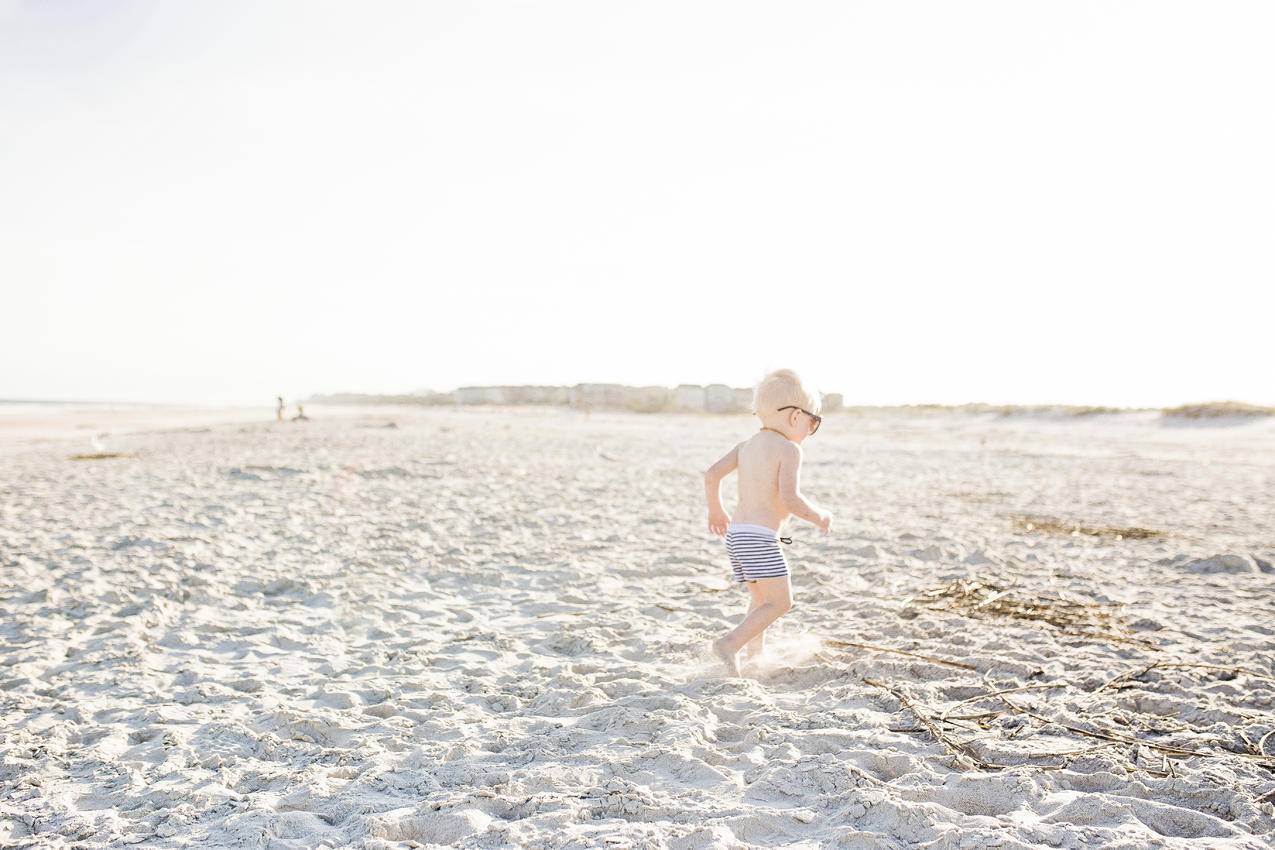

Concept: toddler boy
[[704, 369, 832, 676]]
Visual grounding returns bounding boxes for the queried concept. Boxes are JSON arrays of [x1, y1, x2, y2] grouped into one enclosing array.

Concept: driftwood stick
[[939, 682, 1066, 723], [1087, 664, 1157, 699], [1147, 662, 1275, 684], [1259, 729, 1275, 758], [865, 678, 1005, 770], [943, 710, 1009, 722], [827, 639, 977, 671], [1087, 662, 1275, 705]]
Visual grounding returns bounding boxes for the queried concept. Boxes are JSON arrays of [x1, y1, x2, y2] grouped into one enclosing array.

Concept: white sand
[[1, 406, 1273, 848]]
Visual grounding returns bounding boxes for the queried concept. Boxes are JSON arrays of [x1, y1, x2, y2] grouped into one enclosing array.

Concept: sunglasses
[[778, 405, 822, 434]]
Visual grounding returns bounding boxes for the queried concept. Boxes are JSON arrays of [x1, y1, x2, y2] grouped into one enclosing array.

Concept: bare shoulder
[[755, 432, 801, 463], [774, 438, 802, 463]]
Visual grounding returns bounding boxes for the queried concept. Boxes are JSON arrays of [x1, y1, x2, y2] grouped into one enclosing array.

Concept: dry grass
[[1162, 401, 1275, 419], [67, 452, 136, 461], [905, 576, 1152, 646], [1011, 514, 1165, 540]]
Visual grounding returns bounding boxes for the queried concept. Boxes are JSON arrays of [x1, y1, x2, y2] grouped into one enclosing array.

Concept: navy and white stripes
[[725, 522, 790, 582]]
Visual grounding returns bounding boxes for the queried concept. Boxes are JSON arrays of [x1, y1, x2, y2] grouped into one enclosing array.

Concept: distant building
[[625, 386, 673, 413], [705, 384, 747, 414], [571, 383, 625, 410], [454, 386, 507, 405], [499, 386, 570, 405], [309, 382, 834, 415], [674, 384, 706, 412]]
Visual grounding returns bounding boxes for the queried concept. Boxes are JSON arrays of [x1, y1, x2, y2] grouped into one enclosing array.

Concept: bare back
[[729, 431, 797, 532]]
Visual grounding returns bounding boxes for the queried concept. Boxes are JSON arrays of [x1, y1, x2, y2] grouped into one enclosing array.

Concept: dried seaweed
[[905, 576, 1155, 647], [1012, 514, 1164, 540]]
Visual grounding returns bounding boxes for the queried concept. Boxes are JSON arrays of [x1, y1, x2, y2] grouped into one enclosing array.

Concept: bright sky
[[3, 1, 1272, 407]]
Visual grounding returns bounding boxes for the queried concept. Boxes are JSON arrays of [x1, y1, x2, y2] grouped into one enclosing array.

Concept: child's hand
[[708, 509, 731, 536], [816, 510, 833, 535]]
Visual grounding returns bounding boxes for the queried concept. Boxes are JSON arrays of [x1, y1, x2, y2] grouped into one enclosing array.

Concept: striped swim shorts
[[725, 522, 790, 583]]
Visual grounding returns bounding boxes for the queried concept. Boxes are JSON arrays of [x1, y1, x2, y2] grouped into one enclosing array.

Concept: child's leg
[[740, 584, 766, 659], [713, 576, 792, 672]]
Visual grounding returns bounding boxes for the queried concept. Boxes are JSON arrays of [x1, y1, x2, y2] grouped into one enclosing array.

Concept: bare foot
[[712, 638, 740, 677]]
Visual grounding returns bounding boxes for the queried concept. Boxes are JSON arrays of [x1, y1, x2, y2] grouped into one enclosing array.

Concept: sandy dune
[[2, 407, 1273, 848]]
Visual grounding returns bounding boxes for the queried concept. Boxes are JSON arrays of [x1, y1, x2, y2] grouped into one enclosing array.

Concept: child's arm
[[704, 443, 741, 536], [778, 442, 832, 532]]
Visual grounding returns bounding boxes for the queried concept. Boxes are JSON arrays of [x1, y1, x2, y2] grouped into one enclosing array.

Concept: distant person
[[276, 395, 285, 422], [292, 404, 309, 422], [704, 369, 832, 676]]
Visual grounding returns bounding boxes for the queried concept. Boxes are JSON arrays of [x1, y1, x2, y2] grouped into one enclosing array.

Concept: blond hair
[[752, 369, 820, 418]]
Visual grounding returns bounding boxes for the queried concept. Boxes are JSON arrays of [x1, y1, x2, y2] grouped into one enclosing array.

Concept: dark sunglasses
[[778, 405, 822, 434]]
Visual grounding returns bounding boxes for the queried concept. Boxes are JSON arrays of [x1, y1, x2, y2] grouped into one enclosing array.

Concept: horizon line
[[5, 389, 1274, 413]]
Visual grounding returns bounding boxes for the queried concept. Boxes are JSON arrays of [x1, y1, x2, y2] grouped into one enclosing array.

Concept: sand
[[1, 406, 1273, 849]]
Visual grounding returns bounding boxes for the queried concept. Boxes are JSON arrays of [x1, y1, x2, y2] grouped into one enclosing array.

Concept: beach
[[2, 405, 1273, 848]]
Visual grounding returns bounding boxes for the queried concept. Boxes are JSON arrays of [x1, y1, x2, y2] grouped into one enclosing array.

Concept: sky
[[3, 1, 1272, 407]]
